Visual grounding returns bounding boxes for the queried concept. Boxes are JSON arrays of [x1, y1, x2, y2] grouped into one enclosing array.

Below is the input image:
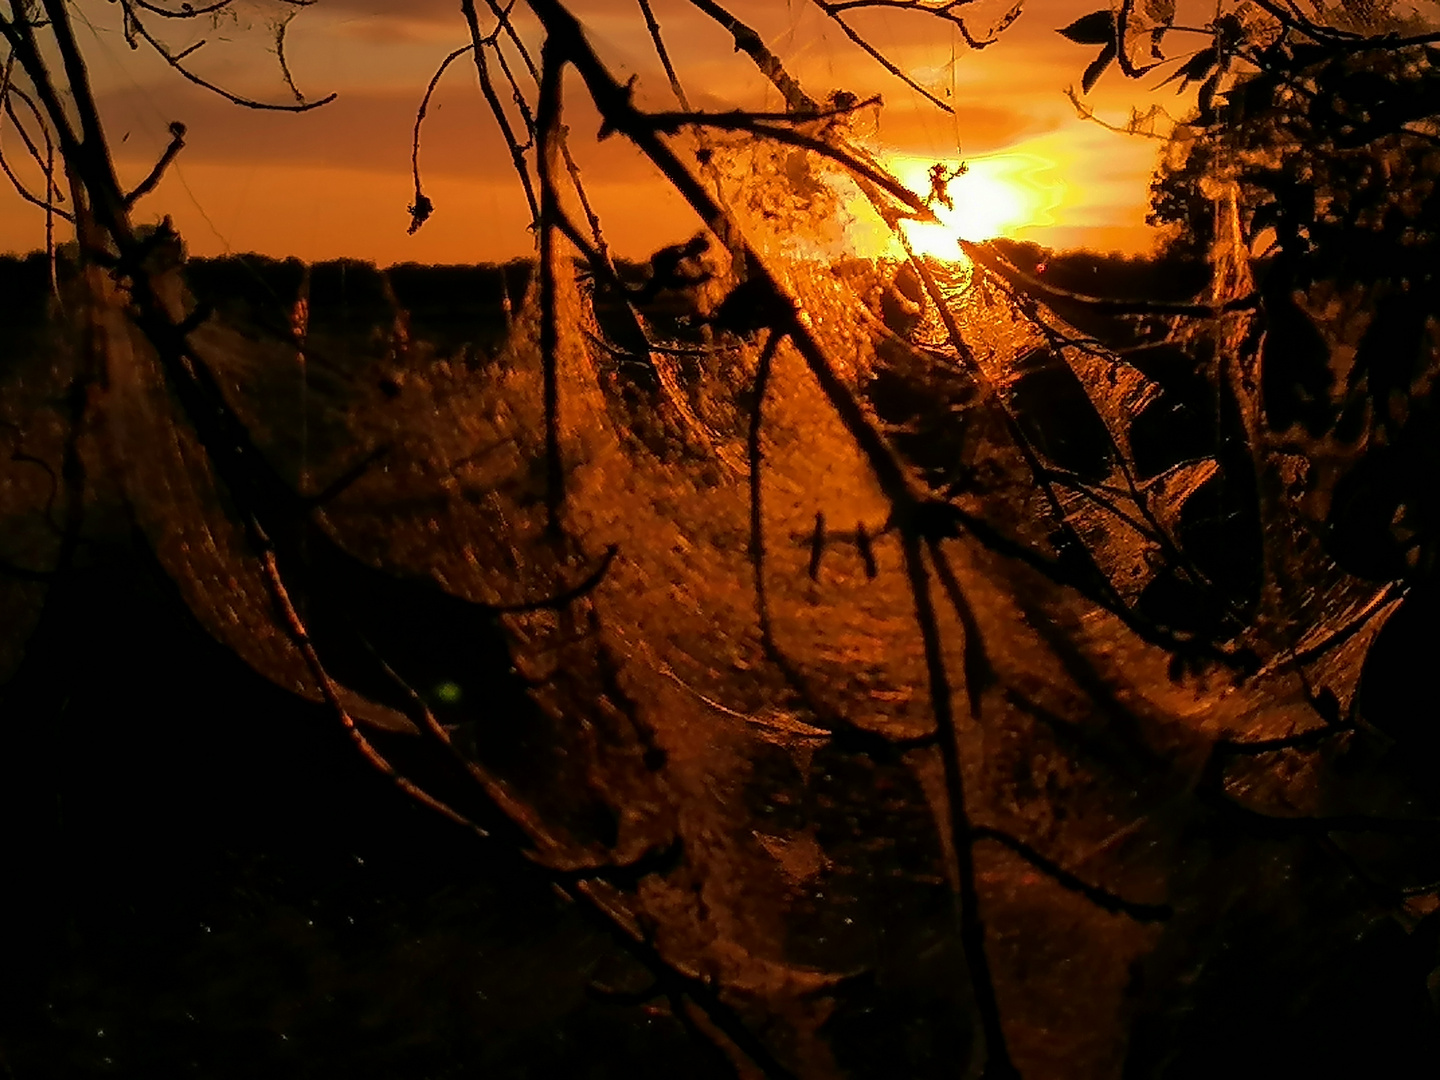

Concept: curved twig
[[488, 544, 621, 613], [118, 0, 336, 112], [408, 43, 473, 233], [130, 0, 239, 17], [971, 825, 1173, 922], [124, 119, 185, 206], [637, 102, 941, 220], [900, 529, 1019, 1077], [273, 11, 305, 104], [0, 66, 74, 223], [807, 0, 1022, 114]]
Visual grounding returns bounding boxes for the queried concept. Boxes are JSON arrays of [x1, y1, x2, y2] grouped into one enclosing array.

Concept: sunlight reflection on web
[[882, 153, 1066, 260]]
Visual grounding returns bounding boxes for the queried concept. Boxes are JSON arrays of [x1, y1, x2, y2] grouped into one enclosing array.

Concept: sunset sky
[[0, 0, 1199, 264]]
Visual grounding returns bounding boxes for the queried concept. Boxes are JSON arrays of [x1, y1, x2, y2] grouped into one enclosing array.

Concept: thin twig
[[900, 529, 1019, 1078], [0, 64, 75, 223], [682, 0, 816, 112], [747, 327, 784, 646], [124, 119, 184, 206], [460, 0, 540, 226], [971, 826, 1173, 922], [537, 39, 565, 539], [273, 12, 305, 104], [116, 0, 336, 112], [408, 43, 473, 233]]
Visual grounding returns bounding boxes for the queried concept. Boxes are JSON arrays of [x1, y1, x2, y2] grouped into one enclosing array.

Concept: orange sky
[[0, 0, 1198, 264]]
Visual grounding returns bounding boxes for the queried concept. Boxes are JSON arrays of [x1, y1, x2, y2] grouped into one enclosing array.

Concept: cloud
[[4, 1, 1174, 260], [870, 98, 1062, 156], [100, 73, 703, 188]]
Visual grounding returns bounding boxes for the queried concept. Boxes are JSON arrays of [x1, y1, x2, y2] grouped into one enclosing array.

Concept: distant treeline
[[186, 256, 537, 360], [0, 252, 55, 371], [1, 241, 1210, 374], [990, 238, 1211, 301]]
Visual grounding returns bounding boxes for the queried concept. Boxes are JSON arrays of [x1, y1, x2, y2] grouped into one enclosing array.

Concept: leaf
[[1082, 43, 1118, 94], [1197, 71, 1221, 124], [1159, 49, 1218, 91], [1058, 10, 1115, 45]]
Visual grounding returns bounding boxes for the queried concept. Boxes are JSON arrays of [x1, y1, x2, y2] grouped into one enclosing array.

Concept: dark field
[[2, 245, 1438, 1079]]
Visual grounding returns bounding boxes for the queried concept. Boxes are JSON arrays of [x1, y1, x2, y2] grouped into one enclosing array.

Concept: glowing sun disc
[[890, 153, 1063, 259]]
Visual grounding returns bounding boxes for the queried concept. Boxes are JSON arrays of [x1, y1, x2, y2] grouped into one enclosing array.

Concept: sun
[[888, 154, 1063, 260]]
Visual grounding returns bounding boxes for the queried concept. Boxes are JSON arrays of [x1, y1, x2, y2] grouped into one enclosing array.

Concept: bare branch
[[258, 548, 495, 839], [459, 1, 540, 226], [806, 0, 1023, 114], [636, 103, 936, 221], [1, 46, 71, 291], [637, 0, 691, 109], [1214, 722, 1352, 756], [408, 43, 473, 233], [124, 119, 185, 206], [273, 11, 305, 104], [2, 80, 53, 175], [900, 531, 1020, 1078], [537, 39, 565, 538], [636, 0, 745, 256], [1281, 583, 1407, 669], [0, 86, 74, 223], [130, 0, 239, 17], [117, 0, 336, 112], [683, 0, 819, 112], [484, 0, 541, 82], [487, 545, 621, 613], [747, 327, 785, 647], [645, 97, 880, 127], [171, 38, 205, 62], [1246, 0, 1362, 43], [477, 0, 652, 374], [815, 9, 953, 112], [971, 826, 1174, 922], [1064, 85, 1175, 139]]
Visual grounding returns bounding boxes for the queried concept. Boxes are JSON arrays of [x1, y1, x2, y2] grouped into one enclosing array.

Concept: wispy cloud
[[3, 1, 1188, 260]]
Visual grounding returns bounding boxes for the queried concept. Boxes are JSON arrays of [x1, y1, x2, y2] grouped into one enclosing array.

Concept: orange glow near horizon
[[888, 153, 1067, 260]]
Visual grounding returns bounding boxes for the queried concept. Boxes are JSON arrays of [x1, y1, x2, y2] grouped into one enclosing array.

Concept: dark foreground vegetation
[[3, 238, 1439, 1077]]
